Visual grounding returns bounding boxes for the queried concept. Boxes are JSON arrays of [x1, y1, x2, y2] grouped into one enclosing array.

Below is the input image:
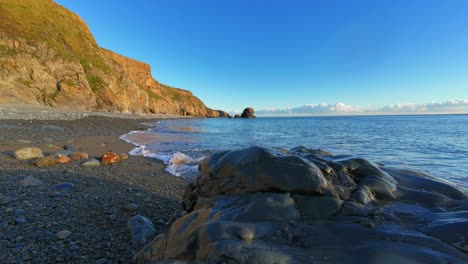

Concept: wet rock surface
[[135, 146, 468, 264]]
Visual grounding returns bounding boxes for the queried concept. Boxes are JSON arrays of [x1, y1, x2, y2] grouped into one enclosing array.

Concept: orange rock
[[70, 152, 89, 161], [56, 156, 71, 164], [101, 152, 120, 166]]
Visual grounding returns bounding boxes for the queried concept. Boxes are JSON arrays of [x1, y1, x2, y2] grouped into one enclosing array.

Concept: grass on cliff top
[[0, 0, 108, 72]]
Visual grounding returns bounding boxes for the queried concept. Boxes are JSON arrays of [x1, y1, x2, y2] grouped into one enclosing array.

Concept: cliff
[[0, 0, 229, 117]]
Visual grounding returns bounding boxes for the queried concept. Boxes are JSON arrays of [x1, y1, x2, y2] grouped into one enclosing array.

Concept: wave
[[121, 132, 209, 181]]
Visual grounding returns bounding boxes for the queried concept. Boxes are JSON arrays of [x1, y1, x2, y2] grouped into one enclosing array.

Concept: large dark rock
[[134, 146, 468, 264], [240, 107, 256, 118]]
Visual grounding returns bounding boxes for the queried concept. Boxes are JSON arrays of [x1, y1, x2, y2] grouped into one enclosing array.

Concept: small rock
[[0, 220, 9, 229], [43, 138, 54, 143], [35, 156, 57, 167], [19, 176, 43, 187], [96, 258, 107, 264], [0, 195, 16, 206], [17, 139, 32, 144], [70, 152, 89, 161], [56, 230, 72, 240], [56, 156, 71, 164], [101, 152, 120, 166], [123, 203, 139, 212], [63, 144, 78, 151], [81, 159, 100, 168], [70, 245, 79, 251], [237, 228, 254, 241], [128, 215, 156, 248], [52, 182, 75, 191], [14, 147, 44, 160], [119, 153, 129, 161], [15, 209, 26, 215], [14, 216, 26, 224], [54, 150, 72, 157]]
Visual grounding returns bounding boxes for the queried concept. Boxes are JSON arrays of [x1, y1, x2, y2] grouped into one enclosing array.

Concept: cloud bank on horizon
[[256, 100, 468, 116]]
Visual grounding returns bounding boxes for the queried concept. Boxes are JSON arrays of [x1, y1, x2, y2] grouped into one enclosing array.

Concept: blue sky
[[55, 0, 468, 114]]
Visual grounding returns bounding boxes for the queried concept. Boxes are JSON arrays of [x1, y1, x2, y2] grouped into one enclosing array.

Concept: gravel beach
[[0, 106, 187, 263]]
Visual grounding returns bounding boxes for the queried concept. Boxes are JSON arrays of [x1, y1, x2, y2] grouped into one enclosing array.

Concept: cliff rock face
[[0, 0, 228, 117]]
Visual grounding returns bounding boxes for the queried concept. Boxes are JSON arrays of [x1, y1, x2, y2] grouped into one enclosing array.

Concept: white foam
[[121, 130, 208, 181]]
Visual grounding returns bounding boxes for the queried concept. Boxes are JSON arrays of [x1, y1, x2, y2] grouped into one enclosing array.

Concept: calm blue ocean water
[[121, 115, 468, 188]]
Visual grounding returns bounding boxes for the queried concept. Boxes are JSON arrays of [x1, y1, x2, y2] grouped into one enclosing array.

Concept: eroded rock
[[240, 107, 256, 118], [135, 146, 468, 264]]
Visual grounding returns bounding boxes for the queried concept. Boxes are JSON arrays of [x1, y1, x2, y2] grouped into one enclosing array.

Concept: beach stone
[[134, 145, 468, 264], [0, 220, 8, 229], [119, 153, 129, 161], [63, 144, 78, 151], [16, 139, 32, 144], [14, 216, 26, 224], [56, 155, 71, 164], [128, 215, 156, 248], [19, 176, 43, 187], [56, 230, 72, 240], [124, 203, 139, 212], [70, 152, 89, 161], [35, 155, 57, 167], [14, 209, 26, 215], [14, 147, 44, 160], [54, 150, 72, 157], [52, 182, 75, 191], [238, 228, 254, 241], [70, 245, 79, 251], [81, 159, 100, 168], [0, 195, 16, 206], [101, 152, 120, 166]]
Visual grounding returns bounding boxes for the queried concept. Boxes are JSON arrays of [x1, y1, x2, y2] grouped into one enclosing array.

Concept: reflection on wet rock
[[135, 146, 468, 263]]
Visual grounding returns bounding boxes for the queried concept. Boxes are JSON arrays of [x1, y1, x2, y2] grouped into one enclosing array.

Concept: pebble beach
[[0, 106, 187, 263]]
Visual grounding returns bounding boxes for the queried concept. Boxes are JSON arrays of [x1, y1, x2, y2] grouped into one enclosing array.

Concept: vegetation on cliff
[[0, 0, 227, 117]]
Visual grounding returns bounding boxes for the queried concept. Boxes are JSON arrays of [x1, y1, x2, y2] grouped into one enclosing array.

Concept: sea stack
[[240, 107, 256, 118]]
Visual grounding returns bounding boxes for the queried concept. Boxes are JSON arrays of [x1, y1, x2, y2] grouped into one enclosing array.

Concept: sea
[[121, 115, 468, 188]]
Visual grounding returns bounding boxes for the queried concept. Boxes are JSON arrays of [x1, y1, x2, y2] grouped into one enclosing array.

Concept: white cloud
[[378, 100, 468, 113], [256, 102, 358, 116], [256, 100, 468, 116]]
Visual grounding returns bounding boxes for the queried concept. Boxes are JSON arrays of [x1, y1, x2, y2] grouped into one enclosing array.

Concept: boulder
[[240, 107, 256, 118], [134, 146, 468, 264], [14, 147, 43, 160], [233, 114, 241, 118]]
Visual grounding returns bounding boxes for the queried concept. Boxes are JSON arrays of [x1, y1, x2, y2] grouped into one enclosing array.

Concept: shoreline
[[0, 113, 188, 263]]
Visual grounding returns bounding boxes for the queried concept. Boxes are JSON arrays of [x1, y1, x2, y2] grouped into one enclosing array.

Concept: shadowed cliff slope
[[0, 0, 228, 117]]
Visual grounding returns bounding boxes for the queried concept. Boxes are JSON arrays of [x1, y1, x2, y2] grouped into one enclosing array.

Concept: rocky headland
[[0, 0, 228, 118], [135, 146, 468, 263]]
